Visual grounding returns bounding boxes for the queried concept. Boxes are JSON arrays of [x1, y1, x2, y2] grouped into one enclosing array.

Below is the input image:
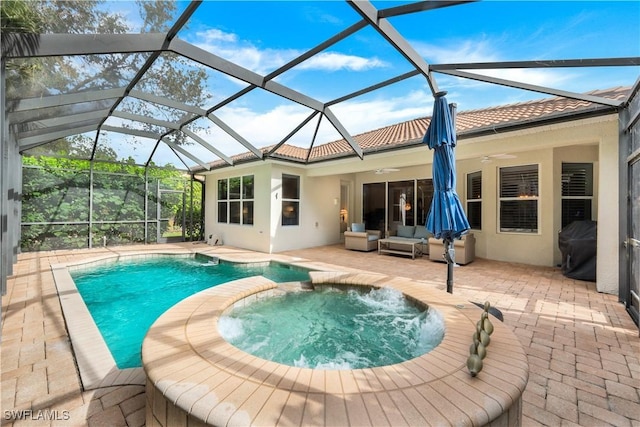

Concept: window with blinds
[[561, 163, 593, 229], [466, 171, 482, 229], [499, 164, 538, 233]]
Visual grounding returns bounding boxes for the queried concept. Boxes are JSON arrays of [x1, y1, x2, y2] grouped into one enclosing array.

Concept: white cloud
[[414, 38, 500, 65], [217, 103, 314, 147], [198, 28, 237, 43], [413, 37, 579, 109], [174, 88, 434, 160], [193, 28, 387, 75], [329, 90, 432, 135], [195, 30, 296, 74], [299, 52, 388, 72], [471, 68, 575, 88]]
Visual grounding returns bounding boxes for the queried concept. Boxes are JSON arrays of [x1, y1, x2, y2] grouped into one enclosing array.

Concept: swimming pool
[[71, 255, 310, 368]]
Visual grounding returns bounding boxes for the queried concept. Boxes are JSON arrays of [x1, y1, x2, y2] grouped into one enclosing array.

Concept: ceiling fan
[[374, 168, 400, 174], [480, 153, 516, 163]]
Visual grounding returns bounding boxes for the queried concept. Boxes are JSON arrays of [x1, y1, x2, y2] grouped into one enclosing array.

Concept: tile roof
[[203, 86, 630, 169]]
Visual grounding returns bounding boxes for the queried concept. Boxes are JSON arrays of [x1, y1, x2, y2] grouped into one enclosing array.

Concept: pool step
[[277, 281, 314, 293]]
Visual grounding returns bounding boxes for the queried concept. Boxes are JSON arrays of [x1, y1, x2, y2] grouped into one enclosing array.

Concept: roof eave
[[191, 103, 621, 173], [457, 105, 619, 140]]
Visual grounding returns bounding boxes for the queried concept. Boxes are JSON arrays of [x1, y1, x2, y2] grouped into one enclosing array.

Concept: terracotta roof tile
[[202, 87, 629, 169]]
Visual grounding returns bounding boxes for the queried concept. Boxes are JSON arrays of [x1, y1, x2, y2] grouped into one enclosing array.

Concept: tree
[[2, 0, 210, 149], [1, 0, 44, 106], [27, 134, 119, 160], [4, 1, 209, 249]]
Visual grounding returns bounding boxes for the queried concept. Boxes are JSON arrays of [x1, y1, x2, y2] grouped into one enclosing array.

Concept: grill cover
[[558, 220, 597, 282]]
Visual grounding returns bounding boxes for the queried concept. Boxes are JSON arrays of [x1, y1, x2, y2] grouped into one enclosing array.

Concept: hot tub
[[142, 271, 528, 426]]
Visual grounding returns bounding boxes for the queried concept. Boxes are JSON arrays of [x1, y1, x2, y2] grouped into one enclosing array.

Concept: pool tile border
[[51, 249, 313, 390], [51, 251, 197, 389]]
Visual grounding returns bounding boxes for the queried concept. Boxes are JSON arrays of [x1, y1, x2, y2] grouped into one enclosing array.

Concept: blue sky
[[110, 1, 640, 165]]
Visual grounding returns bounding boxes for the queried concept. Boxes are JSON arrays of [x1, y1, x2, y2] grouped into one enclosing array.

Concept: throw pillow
[[413, 226, 430, 239], [397, 225, 415, 238], [351, 223, 365, 233]]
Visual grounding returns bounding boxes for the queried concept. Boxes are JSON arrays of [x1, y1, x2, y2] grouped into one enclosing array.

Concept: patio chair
[[344, 223, 381, 252], [428, 233, 476, 265]]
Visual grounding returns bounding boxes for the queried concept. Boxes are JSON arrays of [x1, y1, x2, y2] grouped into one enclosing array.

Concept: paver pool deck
[[1, 243, 639, 426]]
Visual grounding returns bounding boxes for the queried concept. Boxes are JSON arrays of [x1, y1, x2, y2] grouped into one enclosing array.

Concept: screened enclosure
[[1, 0, 639, 307], [20, 159, 203, 251]]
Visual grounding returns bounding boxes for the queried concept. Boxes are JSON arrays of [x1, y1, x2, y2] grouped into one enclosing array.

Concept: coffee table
[[377, 238, 423, 259]]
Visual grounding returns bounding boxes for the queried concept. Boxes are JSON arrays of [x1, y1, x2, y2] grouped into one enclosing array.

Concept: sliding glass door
[[416, 179, 434, 226], [363, 179, 434, 236], [363, 182, 386, 233], [387, 180, 414, 234]]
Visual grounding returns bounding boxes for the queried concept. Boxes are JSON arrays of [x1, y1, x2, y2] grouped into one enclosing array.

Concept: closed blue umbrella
[[424, 91, 470, 293]]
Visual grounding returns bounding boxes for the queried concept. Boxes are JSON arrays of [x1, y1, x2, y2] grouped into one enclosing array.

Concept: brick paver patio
[[1, 243, 638, 426]]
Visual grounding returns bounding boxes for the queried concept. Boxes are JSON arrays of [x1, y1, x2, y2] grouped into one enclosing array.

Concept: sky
[[102, 1, 640, 167]]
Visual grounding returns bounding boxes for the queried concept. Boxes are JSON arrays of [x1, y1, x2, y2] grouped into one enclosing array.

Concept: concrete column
[[597, 130, 620, 294]]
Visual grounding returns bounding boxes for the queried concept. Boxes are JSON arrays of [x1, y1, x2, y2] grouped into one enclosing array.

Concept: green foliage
[[25, 134, 119, 160], [20, 155, 203, 251], [6, 0, 212, 250], [21, 224, 90, 251], [175, 181, 204, 240], [1, 0, 42, 33], [1, 0, 44, 98]]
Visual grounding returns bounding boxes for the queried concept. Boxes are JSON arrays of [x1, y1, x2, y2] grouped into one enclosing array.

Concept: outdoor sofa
[[344, 223, 381, 251], [385, 224, 431, 255]]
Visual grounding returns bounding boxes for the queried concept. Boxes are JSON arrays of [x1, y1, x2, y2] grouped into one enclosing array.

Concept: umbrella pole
[[444, 239, 454, 293], [446, 259, 454, 293]]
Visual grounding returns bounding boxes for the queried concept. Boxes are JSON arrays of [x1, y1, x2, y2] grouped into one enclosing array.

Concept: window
[[217, 175, 254, 225], [217, 179, 227, 223], [242, 175, 254, 225], [499, 165, 538, 233], [466, 171, 482, 230], [561, 163, 593, 229], [282, 174, 300, 226], [229, 177, 241, 224]]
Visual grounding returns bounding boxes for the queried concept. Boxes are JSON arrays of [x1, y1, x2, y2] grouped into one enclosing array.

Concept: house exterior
[[199, 87, 629, 295]]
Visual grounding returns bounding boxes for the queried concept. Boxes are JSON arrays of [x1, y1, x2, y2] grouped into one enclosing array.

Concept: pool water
[[72, 256, 310, 368], [219, 287, 445, 369]]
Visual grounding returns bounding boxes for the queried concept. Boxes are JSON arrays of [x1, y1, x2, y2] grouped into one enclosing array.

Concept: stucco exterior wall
[[204, 162, 348, 253], [204, 162, 273, 253], [454, 117, 618, 291], [202, 114, 620, 294], [268, 164, 345, 253], [596, 128, 620, 294]]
